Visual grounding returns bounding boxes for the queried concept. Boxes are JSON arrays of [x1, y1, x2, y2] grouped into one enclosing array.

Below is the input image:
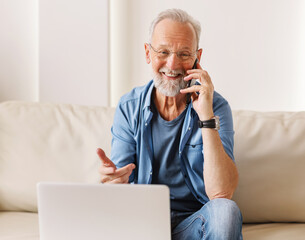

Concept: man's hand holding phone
[[97, 148, 135, 184], [181, 60, 215, 121]]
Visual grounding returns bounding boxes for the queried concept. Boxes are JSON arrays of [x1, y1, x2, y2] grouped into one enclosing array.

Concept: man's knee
[[204, 198, 240, 214], [204, 198, 241, 219], [202, 198, 243, 239]]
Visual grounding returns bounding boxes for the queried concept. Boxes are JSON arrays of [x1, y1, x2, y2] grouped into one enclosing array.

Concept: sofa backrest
[[1, 101, 305, 223], [232, 110, 305, 223], [0, 101, 114, 212]]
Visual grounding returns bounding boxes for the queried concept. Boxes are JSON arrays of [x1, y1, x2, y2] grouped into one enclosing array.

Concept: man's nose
[[165, 53, 181, 70]]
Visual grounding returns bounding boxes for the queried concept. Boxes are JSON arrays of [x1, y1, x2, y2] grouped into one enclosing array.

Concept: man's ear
[[196, 48, 203, 63], [144, 43, 151, 64]]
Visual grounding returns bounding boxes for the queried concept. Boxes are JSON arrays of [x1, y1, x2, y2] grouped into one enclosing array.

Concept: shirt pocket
[[184, 143, 203, 166], [183, 143, 204, 185], [185, 143, 203, 152]]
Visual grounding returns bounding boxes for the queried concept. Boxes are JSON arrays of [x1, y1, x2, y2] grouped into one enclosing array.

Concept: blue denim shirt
[[111, 80, 234, 204]]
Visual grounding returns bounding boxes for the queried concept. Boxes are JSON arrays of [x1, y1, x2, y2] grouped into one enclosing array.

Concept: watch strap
[[198, 116, 220, 130]]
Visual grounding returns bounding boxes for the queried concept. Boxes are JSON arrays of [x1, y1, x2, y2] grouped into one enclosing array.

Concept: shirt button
[[188, 127, 191, 131], [145, 123, 148, 126], [150, 171, 152, 175]]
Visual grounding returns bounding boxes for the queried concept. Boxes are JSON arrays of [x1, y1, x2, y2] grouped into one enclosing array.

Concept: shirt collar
[[142, 80, 155, 111]]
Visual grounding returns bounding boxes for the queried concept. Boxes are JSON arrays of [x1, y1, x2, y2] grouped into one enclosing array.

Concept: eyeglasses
[[149, 44, 197, 61]]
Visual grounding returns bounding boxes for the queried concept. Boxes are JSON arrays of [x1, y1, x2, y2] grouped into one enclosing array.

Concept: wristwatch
[[198, 116, 220, 130]]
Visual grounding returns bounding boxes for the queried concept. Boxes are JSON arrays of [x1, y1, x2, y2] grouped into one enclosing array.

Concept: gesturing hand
[[97, 148, 136, 184]]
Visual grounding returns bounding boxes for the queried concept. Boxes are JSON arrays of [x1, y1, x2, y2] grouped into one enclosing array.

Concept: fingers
[[97, 148, 116, 169], [99, 164, 116, 175], [113, 163, 135, 179], [97, 147, 136, 184], [180, 85, 202, 94], [184, 59, 210, 85], [100, 163, 136, 184], [101, 164, 135, 184], [181, 67, 214, 96], [184, 69, 211, 85], [110, 170, 131, 184]]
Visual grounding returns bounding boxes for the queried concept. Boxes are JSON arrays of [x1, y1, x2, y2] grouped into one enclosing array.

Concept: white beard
[[153, 68, 187, 97]]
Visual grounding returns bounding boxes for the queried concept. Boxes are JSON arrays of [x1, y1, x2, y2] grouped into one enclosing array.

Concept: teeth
[[164, 73, 179, 77]]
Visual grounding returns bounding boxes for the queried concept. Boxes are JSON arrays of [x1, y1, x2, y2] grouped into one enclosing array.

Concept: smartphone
[[187, 59, 198, 88], [186, 59, 198, 104]]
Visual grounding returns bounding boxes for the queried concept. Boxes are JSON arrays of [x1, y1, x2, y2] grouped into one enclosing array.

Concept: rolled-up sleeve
[[214, 99, 235, 161], [111, 101, 137, 182]]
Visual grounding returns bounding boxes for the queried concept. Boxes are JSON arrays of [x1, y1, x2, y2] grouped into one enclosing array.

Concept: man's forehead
[[154, 44, 193, 51], [153, 19, 195, 35], [152, 19, 197, 48]]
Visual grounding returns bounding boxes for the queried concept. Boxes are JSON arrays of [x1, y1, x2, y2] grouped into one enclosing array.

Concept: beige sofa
[[0, 101, 305, 239]]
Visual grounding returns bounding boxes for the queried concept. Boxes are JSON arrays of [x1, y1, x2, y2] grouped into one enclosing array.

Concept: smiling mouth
[[162, 72, 183, 78]]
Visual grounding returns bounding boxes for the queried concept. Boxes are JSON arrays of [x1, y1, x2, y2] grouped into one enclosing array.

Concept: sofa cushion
[[1, 211, 305, 240], [232, 110, 305, 223], [1, 101, 305, 224], [0, 101, 115, 212], [0, 212, 39, 240], [243, 223, 305, 240]]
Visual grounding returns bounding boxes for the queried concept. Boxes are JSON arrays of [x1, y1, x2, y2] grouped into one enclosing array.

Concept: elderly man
[[97, 8, 243, 240]]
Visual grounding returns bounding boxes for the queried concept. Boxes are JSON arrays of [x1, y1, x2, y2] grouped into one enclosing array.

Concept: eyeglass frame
[[149, 43, 198, 61]]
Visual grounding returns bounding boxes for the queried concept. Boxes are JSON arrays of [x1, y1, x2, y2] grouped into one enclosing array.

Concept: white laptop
[[37, 182, 171, 240]]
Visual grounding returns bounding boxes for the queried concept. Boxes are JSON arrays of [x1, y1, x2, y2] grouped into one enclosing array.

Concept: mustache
[[159, 67, 185, 76]]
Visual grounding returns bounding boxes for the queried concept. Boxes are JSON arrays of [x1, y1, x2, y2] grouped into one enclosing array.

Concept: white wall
[[110, 0, 305, 111], [1, 0, 305, 111], [0, 0, 38, 102], [39, 0, 109, 106], [0, 0, 109, 107]]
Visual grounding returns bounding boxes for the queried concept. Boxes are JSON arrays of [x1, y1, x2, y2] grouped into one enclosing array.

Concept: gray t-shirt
[[151, 101, 202, 212]]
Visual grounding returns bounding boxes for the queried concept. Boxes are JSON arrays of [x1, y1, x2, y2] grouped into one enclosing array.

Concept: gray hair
[[149, 8, 201, 49]]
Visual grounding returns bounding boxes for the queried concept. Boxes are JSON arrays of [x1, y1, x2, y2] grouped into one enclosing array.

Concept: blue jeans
[[171, 198, 243, 240]]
